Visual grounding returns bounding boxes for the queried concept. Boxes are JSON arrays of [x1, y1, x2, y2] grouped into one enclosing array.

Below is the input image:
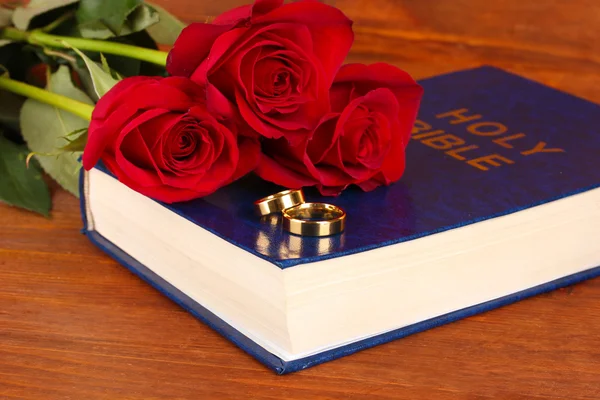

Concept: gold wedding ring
[[254, 189, 305, 216], [282, 203, 346, 237]]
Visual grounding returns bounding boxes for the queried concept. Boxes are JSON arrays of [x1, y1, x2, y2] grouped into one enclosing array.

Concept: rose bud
[[256, 63, 424, 195], [166, 0, 354, 144], [82, 76, 260, 203]]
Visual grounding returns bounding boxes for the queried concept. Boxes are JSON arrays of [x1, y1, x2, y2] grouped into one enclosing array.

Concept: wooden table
[[2, 1, 600, 398]]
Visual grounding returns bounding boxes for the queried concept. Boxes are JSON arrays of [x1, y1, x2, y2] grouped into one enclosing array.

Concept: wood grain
[[2, 1, 600, 398]]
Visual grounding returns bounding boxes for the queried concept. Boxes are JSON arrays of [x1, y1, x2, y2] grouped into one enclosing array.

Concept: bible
[[80, 66, 600, 374]]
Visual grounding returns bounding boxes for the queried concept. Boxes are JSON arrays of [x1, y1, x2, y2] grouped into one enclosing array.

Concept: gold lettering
[[412, 120, 432, 134], [493, 133, 526, 148], [446, 145, 479, 161], [521, 142, 565, 156], [467, 122, 508, 137], [422, 134, 465, 150], [413, 129, 445, 140], [436, 108, 483, 124], [467, 154, 515, 171]]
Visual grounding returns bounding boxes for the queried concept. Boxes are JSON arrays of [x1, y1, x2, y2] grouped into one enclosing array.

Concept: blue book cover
[[81, 66, 600, 374]]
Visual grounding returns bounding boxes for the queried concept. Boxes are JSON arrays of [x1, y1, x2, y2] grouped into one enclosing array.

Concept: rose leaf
[[100, 53, 123, 79], [69, 44, 119, 98], [19, 65, 93, 197], [0, 88, 26, 132], [76, 0, 159, 39], [12, 0, 79, 30], [59, 128, 87, 152], [0, 135, 51, 217], [127, 4, 160, 34], [145, 2, 186, 46]]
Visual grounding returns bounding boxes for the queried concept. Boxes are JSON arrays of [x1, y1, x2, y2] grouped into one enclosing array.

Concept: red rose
[[82, 76, 260, 203], [256, 63, 423, 195], [166, 0, 354, 144]]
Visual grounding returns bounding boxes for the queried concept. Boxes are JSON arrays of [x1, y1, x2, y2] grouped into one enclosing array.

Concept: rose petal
[[162, 76, 206, 103], [92, 76, 157, 120], [306, 114, 340, 163], [256, 153, 317, 188], [228, 135, 261, 183], [83, 104, 146, 170], [252, 1, 354, 86], [215, 0, 285, 26], [237, 85, 323, 132], [329, 82, 354, 113], [199, 27, 247, 76], [103, 153, 202, 203], [139, 112, 183, 151], [166, 130, 194, 161], [153, 119, 213, 178], [237, 92, 312, 144], [318, 97, 361, 170], [356, 176, 384, 192], [183, 129, 237, 192], [335, 63, 421, 92], [235, 89, 282, 138], [114, 129, 163, 187], [334, 64, 423, 147], [120, 108, 172, 146], [236, 44, 263, 108], [204, 122, 224, 165], [203, 23, 311, 80], [360, 88, 401, 120], [339, 105, 370, 162], [125, 83, 199, 111], [317, 184, 348, 197], [251, 47, 314, 110], [167, 23, 235, 78], [119, 128, 156, 170], [213, 5, 251, 25], [205, 82, 237, 120], [357, 112, 391, 169], [187, 106, 240, 183], [82, 123, 112, 170], [252, 0, 284, 18], [315, 164, 352, 188], [377, 119, 406, 183], [200, 21, 330, 143], [262, 24, 313, 56], [257, 137, 317, 186]]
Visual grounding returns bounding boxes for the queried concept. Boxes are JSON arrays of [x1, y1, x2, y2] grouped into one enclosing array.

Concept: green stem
[[0, 76, 94, 121], [2, 27, 168, 67]]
